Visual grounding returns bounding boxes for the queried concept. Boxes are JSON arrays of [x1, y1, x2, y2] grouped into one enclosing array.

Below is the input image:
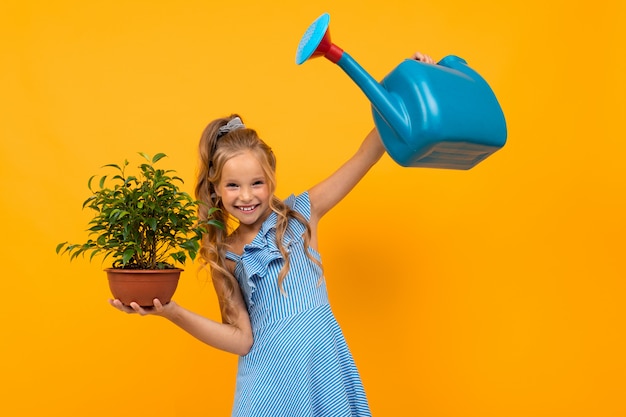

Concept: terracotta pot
[[105, 268, 182, 307]]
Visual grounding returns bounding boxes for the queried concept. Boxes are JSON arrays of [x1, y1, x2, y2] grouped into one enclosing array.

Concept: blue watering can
[[296, 13, 507, 170]]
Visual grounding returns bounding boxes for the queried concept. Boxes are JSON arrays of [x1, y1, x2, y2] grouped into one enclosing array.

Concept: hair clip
[[217, 117, 245, 138]]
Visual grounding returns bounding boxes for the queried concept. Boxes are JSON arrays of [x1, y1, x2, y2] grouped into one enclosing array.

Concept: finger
[[153, 298, 164, 312], [109, 298, 124, 311], [412, 51, 425, 61], [109, 298, 132, 313], [129, 301, 150, 316], [412, 52, 435, 64]]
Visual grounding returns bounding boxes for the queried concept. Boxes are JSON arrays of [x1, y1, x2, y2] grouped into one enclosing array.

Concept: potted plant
[[56, 152, 222, 307]]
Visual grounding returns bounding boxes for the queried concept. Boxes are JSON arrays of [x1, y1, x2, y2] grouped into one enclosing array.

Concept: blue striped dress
[[225, 192, 371, 417]]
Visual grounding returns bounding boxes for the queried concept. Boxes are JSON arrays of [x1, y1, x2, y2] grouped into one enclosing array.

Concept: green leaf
[[70, 250, 83, 261], [179, 240, 199, 251], [207, 219, 225, 229], [55, 242, 67, 254], [89, 249, 102, 262], [82, 195, 96, 209], [87, 175, 96, 191], [122, 248, 135, 265], [102, 163, 122, 171], [152, 153, 167, 163], [207, 207, 221, 216], [170, 252, 186, 264]]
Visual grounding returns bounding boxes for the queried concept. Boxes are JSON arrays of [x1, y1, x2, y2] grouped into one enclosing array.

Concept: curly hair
[[195, 115, 321, 324]]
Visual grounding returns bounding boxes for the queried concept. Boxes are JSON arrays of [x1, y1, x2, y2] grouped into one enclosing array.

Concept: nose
[[239, 186, 252, 202]]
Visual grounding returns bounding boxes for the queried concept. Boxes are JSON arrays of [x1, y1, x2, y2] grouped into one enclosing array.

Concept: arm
[[109, 271, 253, 356], [308, 51, 435, 226], [308, 127, 385, 226]]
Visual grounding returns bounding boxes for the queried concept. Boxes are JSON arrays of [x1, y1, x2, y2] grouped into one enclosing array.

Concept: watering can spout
[[335, 53, 411, 140], [296, 13, 508, 170]]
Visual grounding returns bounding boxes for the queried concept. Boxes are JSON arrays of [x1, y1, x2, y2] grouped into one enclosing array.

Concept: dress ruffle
[[230, 191, 371, 416], [232, 194, 307, 308]]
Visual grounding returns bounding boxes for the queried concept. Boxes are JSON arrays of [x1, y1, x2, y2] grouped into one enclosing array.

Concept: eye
[[225, 183, 239, 188], [252, 180, 265, 187]]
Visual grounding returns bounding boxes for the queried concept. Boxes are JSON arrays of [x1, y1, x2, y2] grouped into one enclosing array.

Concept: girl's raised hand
[[411, 51, 435, 64]]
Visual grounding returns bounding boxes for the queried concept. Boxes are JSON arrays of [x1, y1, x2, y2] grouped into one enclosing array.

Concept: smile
[[237, 205, 259, 213]]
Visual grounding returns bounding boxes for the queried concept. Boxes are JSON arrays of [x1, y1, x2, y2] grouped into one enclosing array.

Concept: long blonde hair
[[195, 114, 320, 324]]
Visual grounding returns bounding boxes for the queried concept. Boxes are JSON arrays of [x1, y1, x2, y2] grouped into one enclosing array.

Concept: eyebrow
[[221, 176, 266, 183]]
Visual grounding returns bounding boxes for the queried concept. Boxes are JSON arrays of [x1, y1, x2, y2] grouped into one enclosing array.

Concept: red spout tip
[[313, 29, 344, 63]]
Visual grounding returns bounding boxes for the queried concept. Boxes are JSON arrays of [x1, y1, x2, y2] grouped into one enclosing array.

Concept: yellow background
[[1, 0, 624, 416]]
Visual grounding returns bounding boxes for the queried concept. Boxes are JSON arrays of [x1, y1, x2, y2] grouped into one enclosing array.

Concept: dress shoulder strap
[[225, 251, 240, 262]]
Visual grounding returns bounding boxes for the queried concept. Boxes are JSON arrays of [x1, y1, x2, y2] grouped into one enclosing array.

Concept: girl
[[111, 52, 435, 416]]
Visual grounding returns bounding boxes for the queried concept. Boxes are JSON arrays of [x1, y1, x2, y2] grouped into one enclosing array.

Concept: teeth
[[240, 206, 255, 212]]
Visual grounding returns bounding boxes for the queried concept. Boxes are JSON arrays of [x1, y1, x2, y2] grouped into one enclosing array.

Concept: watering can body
[[296, 13, 507, 170], [367, 55, 507, 169]]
